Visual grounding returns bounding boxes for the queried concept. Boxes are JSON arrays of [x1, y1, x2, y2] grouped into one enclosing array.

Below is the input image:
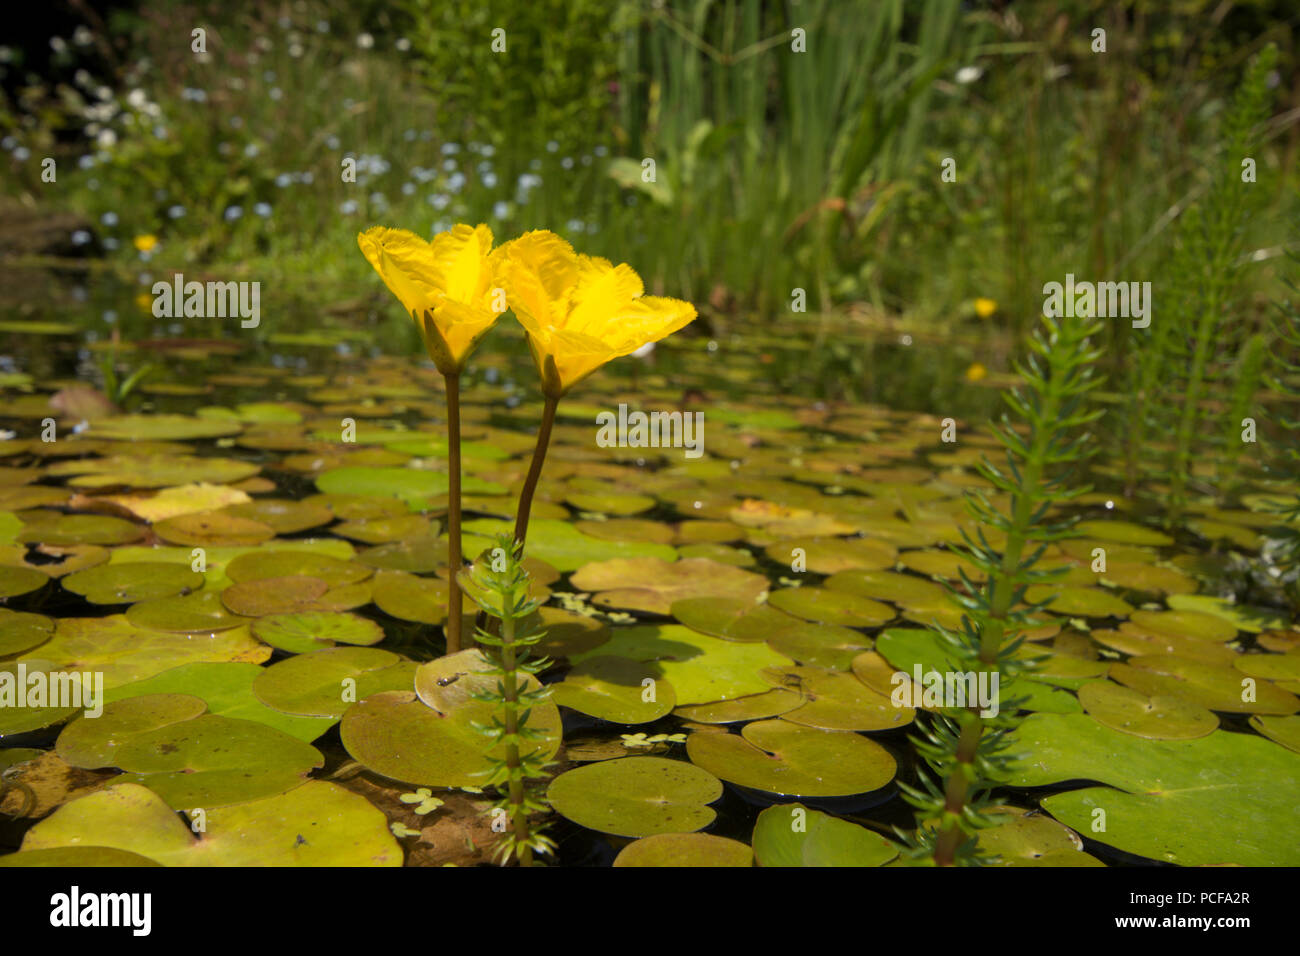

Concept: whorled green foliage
[[898, 312, 1103, 866], [1124, 44, 1277, 517], [1265, 258, 1300, 613], [463, 535, 557, 866], [1218, 332, 1267, 494]]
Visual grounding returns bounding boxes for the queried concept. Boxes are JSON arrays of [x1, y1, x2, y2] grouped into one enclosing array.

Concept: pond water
[[0, 265, 1296, 868]]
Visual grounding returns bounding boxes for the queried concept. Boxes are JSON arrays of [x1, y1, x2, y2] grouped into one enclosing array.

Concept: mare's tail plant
[[463, 535, 557, 866], [899, 311, 1103, 865], [1265, 256, 1300, 614], [1142, 44, 1277, 521]]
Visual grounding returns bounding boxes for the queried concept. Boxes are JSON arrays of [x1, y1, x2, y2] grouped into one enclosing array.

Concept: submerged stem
[[445, 373, 463, 655]]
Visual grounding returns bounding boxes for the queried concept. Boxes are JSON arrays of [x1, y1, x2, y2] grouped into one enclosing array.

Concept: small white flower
[[955, 66, 983, 84], [96, 129, 117, 148], [357, 32, 374, 49]]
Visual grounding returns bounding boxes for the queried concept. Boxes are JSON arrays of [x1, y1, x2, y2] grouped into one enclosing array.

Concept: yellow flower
[[357, 223, 503, 374], [494, 230, 697, 397], [965, 361, 988, 382], [974, 297, 997, 319], [133, 234, 159, 253]]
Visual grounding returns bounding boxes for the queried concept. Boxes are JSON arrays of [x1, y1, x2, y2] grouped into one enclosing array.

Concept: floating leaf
[[253, 647, 414, 719], [571, 557, 766, 615], [17, 781, 400, 865], [571, 625, 793, 705], [56, 694, 210, 768], [1005, 712, 1300, 866], [251, 611, 385, 653], [466, 518, 677, 572], [61, 562, 204, 605], [547, 756, 723, 837], [1077, 680, 1218, 740], [752, 802, 898, 866], [613, 832, 753, 867], [767, 587, 894, 627], [550, 657, 676, 724], [686, 719, 896, 796]]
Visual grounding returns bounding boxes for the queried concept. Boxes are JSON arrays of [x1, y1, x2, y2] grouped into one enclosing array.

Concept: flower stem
[[513, 394, 559, 551], [445, 373, 463, 655]]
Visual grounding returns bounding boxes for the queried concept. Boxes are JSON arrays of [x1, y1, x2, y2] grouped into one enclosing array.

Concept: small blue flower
[[101, 212, 118, 226], [492, 201, 508, 219], [167, 205, 186, 219], [446, 172, 465, 193], [70, 230, 91, 246], [427, 194, 449, 210], [340, 199, 358, 214], [224, 205, 243, 221], [103, 310, 117, 323], [401, 182, 415, 196], [442, 158, 457, 172], [253, 202, 272, 217], [441, 142, 460, 155], [275, 173, 292, 188], [326, 135, 340, 150], [482, 172, 497, 189]]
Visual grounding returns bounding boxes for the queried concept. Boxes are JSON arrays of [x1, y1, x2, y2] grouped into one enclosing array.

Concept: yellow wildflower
[[493, 230, 697, 397], [133, 234, 159, 253], [357, 223, 503, 374], [974, 297, 997, 319], [965, 362, 988, 382]]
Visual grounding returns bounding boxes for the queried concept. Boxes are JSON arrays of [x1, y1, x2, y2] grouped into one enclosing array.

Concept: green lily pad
[[1249, 715, 1300, 754], [823, 569, 948, 608], [126, 590, 247, 632], [343, 650, 560, 788], [613, 832, 753, 867], [220, 572, 330, 616], [752, 802, 898, 866], [974, 806, 1104, 866], [1090, 626, 1238, 665], [763, 536, 897, 574], [686, 719, 896, 796], [466, 518, 677, 572], [761, 665, 913, 731], [226, 549, 372, 586], [1167, 594, 1288, 633], [251, 611, 385, 653], [1110, 656, 1299, 714], [55, 694, 209, 767], [154, 512, 276, 548], [670, 597, 804, 642], [0, 661, 80, 735], [104, 662, 335, 743], [547, 756, 723, 837], [672, 688, 804, 723], [1005, 712, 1300, 866], [107, 714, 323, 808], [370, 570, 452, 624], [1023, 585, 1134, 618], [316, 466, 504, 511], [1077, 679, 1218, 739], [1100, 562, 1198, 595], [1074, 520, 1173, 546], [1234, 653, 1300, 682], [253, 647, 415, 719], [47, 455, 259, 490], [551, 656, 677, 724], [531, 607, 610, 658], [575, 518, 675, 545], [333, 514, 432, 544], [566, 490, 656, 516], [1127, 609, 1237, 642], [571, 557, 767, 615], [61, 562, 204, 605], [17, 781, 400, 865], [0, 847, 164, 867], [222, 499, 335, 534], [21, 616, 266, 689], [17, 514, 144, 547], [571, 625, 793, 705], [0, 609, 54, 655], [88, 415, 244, 441], [767, 587, 894, 627]]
